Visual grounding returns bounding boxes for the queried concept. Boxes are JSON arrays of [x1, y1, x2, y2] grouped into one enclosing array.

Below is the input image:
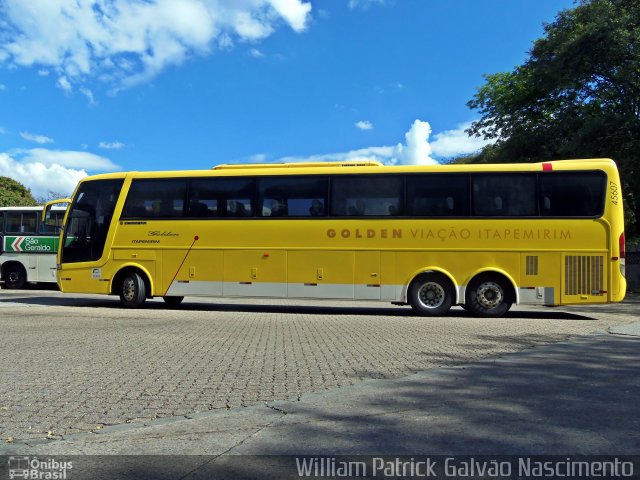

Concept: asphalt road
[[0, 288, 637, 444]]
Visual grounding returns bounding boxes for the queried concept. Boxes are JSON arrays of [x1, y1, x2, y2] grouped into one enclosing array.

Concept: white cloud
[[0, 152, 87, 197], [348, 0, 385, 10], [57, 76, 72, 92], [20, 131, 54, 144], [232, 11, 274, 39], [355, 120, 373, 130], [37, 69, 50, 76], [0, 83, 6, 91], [249, 48, 264, 58], [0, 147, 118, 197], [18, 148, 119, 170], [276, 145, 396, 165], [79, 87, 96, 105], [430, 122, 493, 158], [268, 0, 312, 32], [399, 119, 435, 165], [0, 0, 313, 91], [248, 153, 268, 163], [99, 141, 125, 150], [274, 119, 492, 166]]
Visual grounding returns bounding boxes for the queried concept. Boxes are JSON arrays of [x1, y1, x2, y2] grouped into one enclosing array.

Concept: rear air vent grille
[[525, 256, 538, 276], [564, 255, 604, 296]]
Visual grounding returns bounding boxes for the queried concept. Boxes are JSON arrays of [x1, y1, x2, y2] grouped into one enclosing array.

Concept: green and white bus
[[0, 206, 66, 289]]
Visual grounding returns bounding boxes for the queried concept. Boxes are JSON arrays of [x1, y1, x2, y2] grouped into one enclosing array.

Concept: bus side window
[[406, 174, 470, 217], [40, 211, 65, 233], [22, 213, 36, 233], [267, 199, 287, 217], [309, 199, 325, 216], [188, 197, 208, 216], [189, 178, 255, 218], [189, 200, 214, 217], [258, 176, 328, 218], [188, 181, 218, 217], [122, 179, 187, 218], [539, 171, 606, 217], [331, 175, 402, 217], [348, 199, 366, 216], [6, 213, 21, 233], [473, 174, 536, 217], [229, 199, 252, 216], [445, 196, 454, 212], [6, 212, 37, 233]]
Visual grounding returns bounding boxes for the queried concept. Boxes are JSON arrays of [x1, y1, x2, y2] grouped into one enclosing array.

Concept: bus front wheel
[[3, 264, 27, 289], [408, 273, 454, 317], [465, 274, 513, 317], [119, 271, 147, 308], [163, 296, 184, 307]]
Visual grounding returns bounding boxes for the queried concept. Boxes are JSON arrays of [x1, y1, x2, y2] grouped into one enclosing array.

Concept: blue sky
[[0, 0, 575, 198]]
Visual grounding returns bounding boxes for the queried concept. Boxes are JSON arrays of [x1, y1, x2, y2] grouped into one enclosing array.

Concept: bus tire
[[119, 271, 147, 308], [465, 273, 513, 317], [163, 296, 184, 307], [3, 264, 27, 289], [408, 273, 454, 317]]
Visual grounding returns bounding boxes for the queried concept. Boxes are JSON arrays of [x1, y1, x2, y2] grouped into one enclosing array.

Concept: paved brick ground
[[0, 289, 637, 441]]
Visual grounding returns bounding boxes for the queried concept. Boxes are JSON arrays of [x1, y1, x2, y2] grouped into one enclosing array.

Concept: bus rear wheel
[[465, 274, 513, 317], [3, 264, 27, 289], [119, 271, 147, 308], [163, 296, 184, 307], [408, 273, 454, 317]]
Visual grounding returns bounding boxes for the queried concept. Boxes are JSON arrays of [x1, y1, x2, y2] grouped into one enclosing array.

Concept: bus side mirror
[[42, 198, 72, 228]]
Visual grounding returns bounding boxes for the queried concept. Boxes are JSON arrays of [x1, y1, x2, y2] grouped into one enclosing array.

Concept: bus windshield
[[62, 179, 123, 263]]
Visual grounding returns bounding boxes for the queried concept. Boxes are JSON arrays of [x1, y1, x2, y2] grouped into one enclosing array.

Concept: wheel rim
[[417, 282, 446, 309], [122, 277, 136, 301], [475, 281, 504, 309], [8, 270, 20, 283]]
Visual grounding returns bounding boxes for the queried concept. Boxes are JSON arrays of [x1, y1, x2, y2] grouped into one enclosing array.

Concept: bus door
[[36, 254, 57, 282]]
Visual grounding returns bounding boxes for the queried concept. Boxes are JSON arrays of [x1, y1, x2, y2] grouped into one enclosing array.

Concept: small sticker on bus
[[91, 268, 101, 279]]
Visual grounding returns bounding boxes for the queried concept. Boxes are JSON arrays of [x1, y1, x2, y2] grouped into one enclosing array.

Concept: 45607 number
[[609, 181, 619, 205]]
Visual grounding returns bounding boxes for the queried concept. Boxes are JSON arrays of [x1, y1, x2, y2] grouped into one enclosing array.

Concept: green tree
[[0, 176, 37, 207], [467, 0, 640, 233]]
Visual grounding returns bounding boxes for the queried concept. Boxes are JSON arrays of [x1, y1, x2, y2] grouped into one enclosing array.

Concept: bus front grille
[[564, 255, 604, 296]]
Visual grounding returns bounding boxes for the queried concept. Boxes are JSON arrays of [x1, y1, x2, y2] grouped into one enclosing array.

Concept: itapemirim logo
[[8, 457, 72, 479]]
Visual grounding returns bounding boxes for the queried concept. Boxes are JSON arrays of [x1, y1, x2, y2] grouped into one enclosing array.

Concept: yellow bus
[[43, 158, 626, 316]]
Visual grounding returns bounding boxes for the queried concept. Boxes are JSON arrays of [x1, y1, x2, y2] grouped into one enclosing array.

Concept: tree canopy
[[466, 0, 640, 234], [0, 176, 37, 207]]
